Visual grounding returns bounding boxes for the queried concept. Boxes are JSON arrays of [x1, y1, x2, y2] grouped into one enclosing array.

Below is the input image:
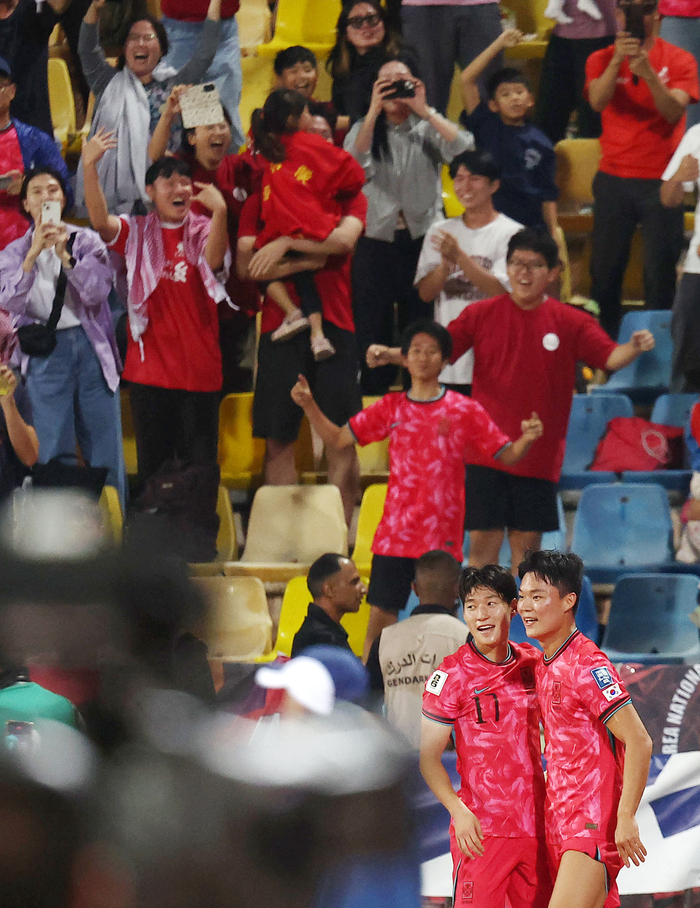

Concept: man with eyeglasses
[[367, 227, 654, 574], [585, 0, 699, 338]]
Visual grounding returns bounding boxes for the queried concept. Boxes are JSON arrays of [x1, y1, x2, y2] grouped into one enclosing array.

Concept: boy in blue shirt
[[460, 29, 560, 236]]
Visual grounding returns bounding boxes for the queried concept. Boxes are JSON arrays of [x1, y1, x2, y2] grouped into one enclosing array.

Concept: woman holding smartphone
[[0, 167, 125, 505]]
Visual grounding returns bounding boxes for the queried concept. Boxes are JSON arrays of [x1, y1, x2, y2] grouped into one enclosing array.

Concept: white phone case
[[180, 83, 224, 130]]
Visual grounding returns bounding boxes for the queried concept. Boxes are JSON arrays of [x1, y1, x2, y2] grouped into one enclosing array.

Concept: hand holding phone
[[41, 200, 62, 226]]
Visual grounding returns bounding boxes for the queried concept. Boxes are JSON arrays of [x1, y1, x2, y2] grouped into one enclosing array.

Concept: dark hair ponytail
[[250, 89, 308, 163]]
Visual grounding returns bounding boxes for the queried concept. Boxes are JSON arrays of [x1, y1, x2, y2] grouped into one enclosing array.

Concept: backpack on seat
[[590, 416, 684, 473]]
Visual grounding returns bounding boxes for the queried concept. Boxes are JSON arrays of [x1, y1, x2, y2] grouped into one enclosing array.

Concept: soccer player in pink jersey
[[420, 564, 551, 908], [518, 551, 653, 908], [290, 319, 543, 658]]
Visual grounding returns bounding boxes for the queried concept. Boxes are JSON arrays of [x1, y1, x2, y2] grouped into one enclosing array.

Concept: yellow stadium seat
[[274, 574, 370, 658], [357, 397, 390, 482], [98, 485, 123, 544], [48, 57, 76, 154], [500, 0, 553, 60], [238, 0, 272, 55], [194, 575, 273, 661], [257, 0, 342, 57], [352, 483, 387, 578], [225, 484, 348, 582], [442, 164, 464, 219], [215, 485, 238, 561], [555, 138, 601, 234], [218, 392, 266, 490], [120, 389, 138, 477]]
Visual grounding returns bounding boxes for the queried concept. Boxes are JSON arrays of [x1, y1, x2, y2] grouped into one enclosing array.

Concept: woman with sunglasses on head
[[75, 0, 223, 216], [328, 0, 413, 128]]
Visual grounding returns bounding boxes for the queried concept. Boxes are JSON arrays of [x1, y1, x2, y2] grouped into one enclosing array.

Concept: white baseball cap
[[255, 656, 336, 716]]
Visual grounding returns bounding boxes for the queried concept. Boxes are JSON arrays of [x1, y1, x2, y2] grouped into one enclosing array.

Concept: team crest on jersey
[[461, 881, 473, 901], [591, 667, 615, 690], [552, 681, 561, 706], [601, 683, 623, 702], [426, 670, 448, 696], [520, 665, 535, 690]]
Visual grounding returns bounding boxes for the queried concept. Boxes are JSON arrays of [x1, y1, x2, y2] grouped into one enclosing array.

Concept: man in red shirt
[[518, 550, 652, 908], [585, 0, 699, 337], [367, 228, 655, 574]]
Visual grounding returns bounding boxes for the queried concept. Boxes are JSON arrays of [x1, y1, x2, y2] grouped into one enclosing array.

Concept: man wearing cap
[[291, 553, 367, 658], [256, 656, 336, 718], [0, 311, 37, 502], [0, 59, 72, 250]]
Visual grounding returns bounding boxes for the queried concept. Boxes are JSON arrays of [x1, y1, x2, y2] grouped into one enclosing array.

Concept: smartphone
[[41, 200, 62, 225], [623, 4, 646, 41], [179, 82, 224, 130], [384, 79, 416, 99]]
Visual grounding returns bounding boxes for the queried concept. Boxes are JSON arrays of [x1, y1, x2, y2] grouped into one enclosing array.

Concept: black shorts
[[367, 553, 416, 614], [253, 322, 362, 444], [464, 464, 559, 533]]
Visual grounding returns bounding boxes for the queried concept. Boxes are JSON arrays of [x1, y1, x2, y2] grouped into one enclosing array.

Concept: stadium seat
[[194, 575, 273, 661], [257, 0, 342, 57], [554, 139, 601, 234], [47, 57, 76, 154], [602, 572, 700, 663], [560, 392, 634, 489], [593, 311, 672, 404], [215, 485, 237, 562], [238, 0, 272, 55], [224, 484, 348, 581], [570, 482, 674, 583], [274, 574, 370, 658], [621, 392, 698, 492], [98, 485, 122, 543], [509, 574, 599, 646], [500, 0, 553, 60], [218, 393, 265, 490], [353, 483, 388, 578]]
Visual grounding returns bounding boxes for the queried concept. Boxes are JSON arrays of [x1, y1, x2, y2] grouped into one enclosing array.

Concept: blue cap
[[298, 644, 369, 703], [0, 58, 11, 79]]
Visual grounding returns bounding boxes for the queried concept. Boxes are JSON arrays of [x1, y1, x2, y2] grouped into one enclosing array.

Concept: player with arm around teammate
[[420, 564, 552, 908]]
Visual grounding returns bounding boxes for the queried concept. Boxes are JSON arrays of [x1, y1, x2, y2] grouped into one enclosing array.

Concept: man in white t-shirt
[[661, 127, 700, 391], [414, 149, 522, 394]]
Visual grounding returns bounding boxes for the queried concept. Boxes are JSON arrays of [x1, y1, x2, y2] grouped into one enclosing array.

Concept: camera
[[384, 79, 416, 99]]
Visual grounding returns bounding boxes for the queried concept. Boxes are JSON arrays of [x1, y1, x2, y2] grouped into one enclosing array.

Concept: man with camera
[[585, 0, 699, 338]]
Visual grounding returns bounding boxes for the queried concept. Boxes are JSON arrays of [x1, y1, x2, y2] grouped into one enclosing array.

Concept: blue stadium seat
[[509, 575, 599, 646], [560, 393, 634, 489], [621, 393, 698, 492], [570, 482, 674, 583], [593, 311, 672, 404], [602, 572, 700, 663]]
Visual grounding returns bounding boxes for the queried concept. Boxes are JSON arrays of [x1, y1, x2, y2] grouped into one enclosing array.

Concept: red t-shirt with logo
[[422, 640, 546, 839], [536, 630, 631, 845], [111, 217, 222, 392], [585, 38, 699, 178], [448, 294, 617, 482], [349, 389, 510, 559], [238, 189, 367, 335], [0, 125, 27, 250]]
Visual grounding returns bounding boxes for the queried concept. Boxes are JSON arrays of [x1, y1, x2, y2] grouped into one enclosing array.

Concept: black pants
[[128, 383, 220, 487], [671, 271, 700, 392], [590, 171, 683, 339], [535, 34, 612, 145], [352, 231, 430, 395]]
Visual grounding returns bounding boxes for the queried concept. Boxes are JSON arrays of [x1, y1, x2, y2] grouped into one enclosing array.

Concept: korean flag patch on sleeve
[[426, 670, 448, 696]]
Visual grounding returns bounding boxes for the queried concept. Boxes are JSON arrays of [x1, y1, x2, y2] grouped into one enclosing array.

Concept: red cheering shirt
[[256, 131, 365, 248], [423, 640, 546, 839], [112, 218, 222, 392], [448, 294, 616, 482], [585, 38, 699, 179], [238, 189, 367, 335], [536, 631, 631, 845], [0, 125, 27, 250], [349, 389, 510, 559]]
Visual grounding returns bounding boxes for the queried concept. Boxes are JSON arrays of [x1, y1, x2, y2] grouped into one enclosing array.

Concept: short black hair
[[117, 15, 168, 70], [274, 45, 317, 75], [145, 156, 191, 186], [400, 319, 453, 360], [415, 550, 461, 583], [518, 550, 583, 614], [507, 227, 560, 270], [449, 148, 501, 182], [19, 167, 69, 220], [307, 553, 347, 599], [307, 99, 338, 134], [486, 66, 531, 100], [459, 565, 518, 606]]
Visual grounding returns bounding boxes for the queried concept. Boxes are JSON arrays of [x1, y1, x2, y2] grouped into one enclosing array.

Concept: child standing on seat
[[249, 89, 365, 361]]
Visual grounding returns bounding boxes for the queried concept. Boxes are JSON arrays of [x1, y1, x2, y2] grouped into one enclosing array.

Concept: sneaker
[[312, 336, 336, 362], [271, 312, 310, 342]]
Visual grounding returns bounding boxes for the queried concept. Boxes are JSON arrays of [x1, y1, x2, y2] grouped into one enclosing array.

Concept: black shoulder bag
[[17, 234, 76, 357]]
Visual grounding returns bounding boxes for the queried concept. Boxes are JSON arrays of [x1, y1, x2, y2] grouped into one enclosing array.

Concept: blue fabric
[[13, 119, 73, 209], [160, 15, 244, 149], [459, 103, 557, 228], [660, 16, 700, 130], [25, 325, 125, 507]]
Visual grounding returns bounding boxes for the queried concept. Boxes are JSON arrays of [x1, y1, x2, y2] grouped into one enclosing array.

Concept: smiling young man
[[518, 551, 652, 908], [420, 564, 551, 908], [368, 227, 655, 574]]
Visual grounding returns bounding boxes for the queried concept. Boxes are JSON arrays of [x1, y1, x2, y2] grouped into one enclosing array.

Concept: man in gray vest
[[366, 550, 468, 748]]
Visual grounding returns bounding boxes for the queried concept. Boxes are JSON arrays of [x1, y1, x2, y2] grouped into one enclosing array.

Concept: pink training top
[[423, 640, 546, 839]]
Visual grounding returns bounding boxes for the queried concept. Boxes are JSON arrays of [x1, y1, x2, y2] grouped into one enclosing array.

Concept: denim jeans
[[660, 16, 700, 130], [161, 14, 244, 149], [26, 326, 126, 508]]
